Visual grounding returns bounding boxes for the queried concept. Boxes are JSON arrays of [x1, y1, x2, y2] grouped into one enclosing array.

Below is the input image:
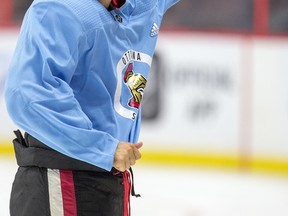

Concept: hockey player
[[4, 0, 180, 215]]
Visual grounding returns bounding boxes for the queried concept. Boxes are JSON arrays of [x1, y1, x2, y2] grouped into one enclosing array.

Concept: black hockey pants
[[9, 130, 137, 216]]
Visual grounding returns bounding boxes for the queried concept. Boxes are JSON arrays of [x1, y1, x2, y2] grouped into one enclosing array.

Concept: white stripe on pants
[[47, 169, 64, 216]]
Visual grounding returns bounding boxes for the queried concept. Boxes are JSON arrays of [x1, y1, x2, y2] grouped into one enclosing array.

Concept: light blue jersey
[[4, 0, 179, 171]]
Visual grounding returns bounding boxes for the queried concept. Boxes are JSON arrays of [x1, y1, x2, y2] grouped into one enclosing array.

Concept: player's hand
[[113, 141, 143, 172]]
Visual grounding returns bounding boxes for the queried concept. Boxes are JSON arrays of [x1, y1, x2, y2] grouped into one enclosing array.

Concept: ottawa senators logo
[[114, 50, 152, 120], [123, 63, 147, 109]]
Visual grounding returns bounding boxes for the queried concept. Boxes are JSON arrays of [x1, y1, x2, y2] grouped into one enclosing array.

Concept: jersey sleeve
[[158, 0, 181, 14], [4, 2, 119, 171]]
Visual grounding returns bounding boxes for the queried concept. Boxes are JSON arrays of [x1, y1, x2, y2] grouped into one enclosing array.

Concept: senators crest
[[114, 50, 152, 120], [123, 63, 147, 109]]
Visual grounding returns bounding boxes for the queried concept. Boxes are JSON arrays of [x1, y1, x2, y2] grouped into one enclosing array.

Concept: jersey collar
[[111, 0, 125, 9]]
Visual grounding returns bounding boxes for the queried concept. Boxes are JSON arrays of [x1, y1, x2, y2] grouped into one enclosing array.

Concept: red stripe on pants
[[123, 171, 131, 216], [60, 170, 77, 216]]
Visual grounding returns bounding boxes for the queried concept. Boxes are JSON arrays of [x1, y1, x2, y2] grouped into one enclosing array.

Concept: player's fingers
[[113, 142, 141, 171], [115, 160, 126, 172], [125, 156, 131, 171], [132, 146, 142, 160], [127, 148, 136, 166], [133, 142, 143, 160], [115, 166, 123, 172], [113, 154, 127, 172], [129, 156, 136, 166], [134, 142, 143, 149], [114, 164, 125, 172]]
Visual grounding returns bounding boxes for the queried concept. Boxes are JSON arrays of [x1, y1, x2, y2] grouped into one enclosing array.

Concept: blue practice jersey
[[5, 0, 180, 171]]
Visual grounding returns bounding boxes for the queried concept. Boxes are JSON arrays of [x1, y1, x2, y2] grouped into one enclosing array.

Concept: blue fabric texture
[[5, 0, 180, 171]]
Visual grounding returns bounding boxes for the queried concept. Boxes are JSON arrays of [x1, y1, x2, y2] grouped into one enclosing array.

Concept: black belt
[[13, 129, 107, 172]]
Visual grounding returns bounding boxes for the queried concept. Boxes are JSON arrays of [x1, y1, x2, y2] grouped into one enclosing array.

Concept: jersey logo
[[114, 50, 152, 120], [150, 23, 159, 37], [124, 63, 147, 109]]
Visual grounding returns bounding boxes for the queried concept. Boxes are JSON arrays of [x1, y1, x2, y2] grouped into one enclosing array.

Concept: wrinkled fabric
[[5, 0, 180, 171]]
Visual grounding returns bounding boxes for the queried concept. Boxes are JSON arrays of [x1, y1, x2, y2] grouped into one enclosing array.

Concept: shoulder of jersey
[[56, 0, 111, 30], [131, 0, 158, 15]]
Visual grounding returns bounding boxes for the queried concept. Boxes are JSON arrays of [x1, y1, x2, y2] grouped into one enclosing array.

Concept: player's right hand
[[113, 141, 143, 172]]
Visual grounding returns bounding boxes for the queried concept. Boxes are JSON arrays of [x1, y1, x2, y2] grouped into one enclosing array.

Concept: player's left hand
[[113, 141, 143, 172]]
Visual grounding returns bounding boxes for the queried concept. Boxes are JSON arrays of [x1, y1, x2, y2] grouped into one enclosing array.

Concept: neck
[[98, 0, 112, 9]]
